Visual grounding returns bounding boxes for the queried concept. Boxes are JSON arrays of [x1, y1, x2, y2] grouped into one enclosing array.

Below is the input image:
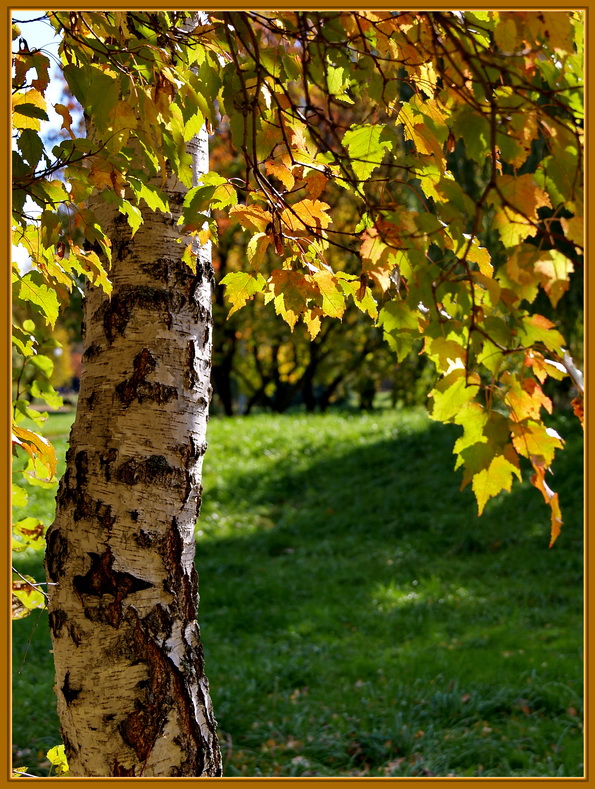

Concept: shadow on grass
[[196, 416, 583, 776], [12, 413, 583, 776]]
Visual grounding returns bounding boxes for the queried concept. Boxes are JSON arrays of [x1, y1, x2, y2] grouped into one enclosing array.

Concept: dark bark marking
[[61, 731, 79, 758], [116, 455, 187, 497], [100, 293, 131, 343], [74, 546, 154, 628], [113, 761, 136, 777], [131, 510, 139, 522], [116, 347, 155, 401], [142, 603, 174, 642], [196, 484, 204, 521], [74, 547, 153, 599], [85, 391, 97, 410], [116, 348, 178, 407], [95, 286, 181, 344], [119, 607, 220, 775], [99, 447, 119, 482], [119, 379, 178, 407], [134, 529, 153, 549], [185, 340, 197, 390], [68, 621, 83, 646], [46, 528, 69, 582], [96, 502, 116, 532], [82, 344, 102, 362], [62, 671, 82, 705], [119, 619, 171, 763], [48, 609, 68, 638], [162, 519, 197, 622], [75, 450, 88, 488]]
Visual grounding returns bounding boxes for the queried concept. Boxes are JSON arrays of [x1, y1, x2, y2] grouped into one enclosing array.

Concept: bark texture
[[44, 128, 222, 776]]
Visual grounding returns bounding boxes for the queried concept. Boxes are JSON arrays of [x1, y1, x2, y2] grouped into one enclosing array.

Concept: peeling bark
[[44, 125, 222, 776]]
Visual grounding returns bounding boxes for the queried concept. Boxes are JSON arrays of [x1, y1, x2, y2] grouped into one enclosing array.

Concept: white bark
[[45, 127, 222, 776]]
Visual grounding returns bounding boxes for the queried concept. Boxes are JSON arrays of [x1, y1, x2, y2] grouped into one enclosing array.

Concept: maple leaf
[[534, 250, 574, 308], [230, 204, 272, 233], [281, 199, 331, 234], [303, 307, 323, 339], [264, 159, 295, 191], [265, 269, 308, 329], [12, 424, 58, 480], [429, 369, 480, 423], [510, 420, 564, 466], [342, 124, 394, 181], [309, 270, 345, 319], [471, 447, 522, 516], [497, 173, 551, 222], [502, 371, 552, 422], [247, 232, 272, 271], [221, 271, 265, 316], [305, 170, 328, 200]]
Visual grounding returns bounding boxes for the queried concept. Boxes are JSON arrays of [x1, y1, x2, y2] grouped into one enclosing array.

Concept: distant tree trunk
[[44, 127, 222, 777]]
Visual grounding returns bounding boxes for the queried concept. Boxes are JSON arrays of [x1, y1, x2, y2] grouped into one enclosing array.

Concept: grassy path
[[13, 408, 583, 776]]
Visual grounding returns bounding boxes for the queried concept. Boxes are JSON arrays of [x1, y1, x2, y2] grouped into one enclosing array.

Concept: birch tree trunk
[[44, 126, 222, 777]]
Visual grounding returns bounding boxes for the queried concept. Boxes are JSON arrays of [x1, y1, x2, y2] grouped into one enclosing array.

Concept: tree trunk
[[44, 127, 222, 777]]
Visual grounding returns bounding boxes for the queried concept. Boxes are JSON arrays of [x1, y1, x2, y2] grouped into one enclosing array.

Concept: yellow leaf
[[309, 270, 345, 318], [265, 160, 295, 191], [471, 446, 522, 515], [247, 232, 272, 271], [303, 307, 322, 339], [12, 424, 58, 480], [494, 17, 518, 52], [230, 204, 272, 233], [221, 271, 265, 316], [281, 199, 332, 234], [534, 250, 574, 308], [54, 103, 74, 138]]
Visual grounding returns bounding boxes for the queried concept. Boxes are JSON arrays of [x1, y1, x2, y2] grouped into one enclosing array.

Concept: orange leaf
[[510, 420, 563, 466], [571, 395, 584, 427], [530, 461, 563, 547], [305, 170, 328, 200], [230, 204, 272, 233], [264, 160, 295, 191], [12, 424, 57, 480]]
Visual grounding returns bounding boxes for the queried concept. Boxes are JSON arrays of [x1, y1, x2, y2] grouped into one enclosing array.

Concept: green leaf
[[342, 124, 394, 181], [17, 128, 44, 169], [16, 272, 60, 328], [30, 378, 63, 410], [119, 199, 143, 235], [430, 369, 481, 423], [129, 180, 170, 214], [221, 271, 266, 317]]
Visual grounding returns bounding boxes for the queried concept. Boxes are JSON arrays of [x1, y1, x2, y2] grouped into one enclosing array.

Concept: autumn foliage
[[12, 10, 583, 596]]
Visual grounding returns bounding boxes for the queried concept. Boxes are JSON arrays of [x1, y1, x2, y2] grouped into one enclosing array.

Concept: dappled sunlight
[[13, 408, 583, 777], [371, 578, 483, 612]]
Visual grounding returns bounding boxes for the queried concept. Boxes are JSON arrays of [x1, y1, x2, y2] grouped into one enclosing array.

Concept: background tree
[[12, 10, 583, 778]]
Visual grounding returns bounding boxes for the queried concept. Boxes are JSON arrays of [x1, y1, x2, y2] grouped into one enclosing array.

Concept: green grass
[[12, 407, 583, 777]]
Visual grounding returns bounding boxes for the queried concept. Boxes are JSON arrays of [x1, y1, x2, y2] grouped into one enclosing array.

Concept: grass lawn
[[12, 407, 583, 777]]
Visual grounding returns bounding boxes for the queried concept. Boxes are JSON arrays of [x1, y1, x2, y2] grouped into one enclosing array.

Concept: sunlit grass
[[12, 407, 583, 776]]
